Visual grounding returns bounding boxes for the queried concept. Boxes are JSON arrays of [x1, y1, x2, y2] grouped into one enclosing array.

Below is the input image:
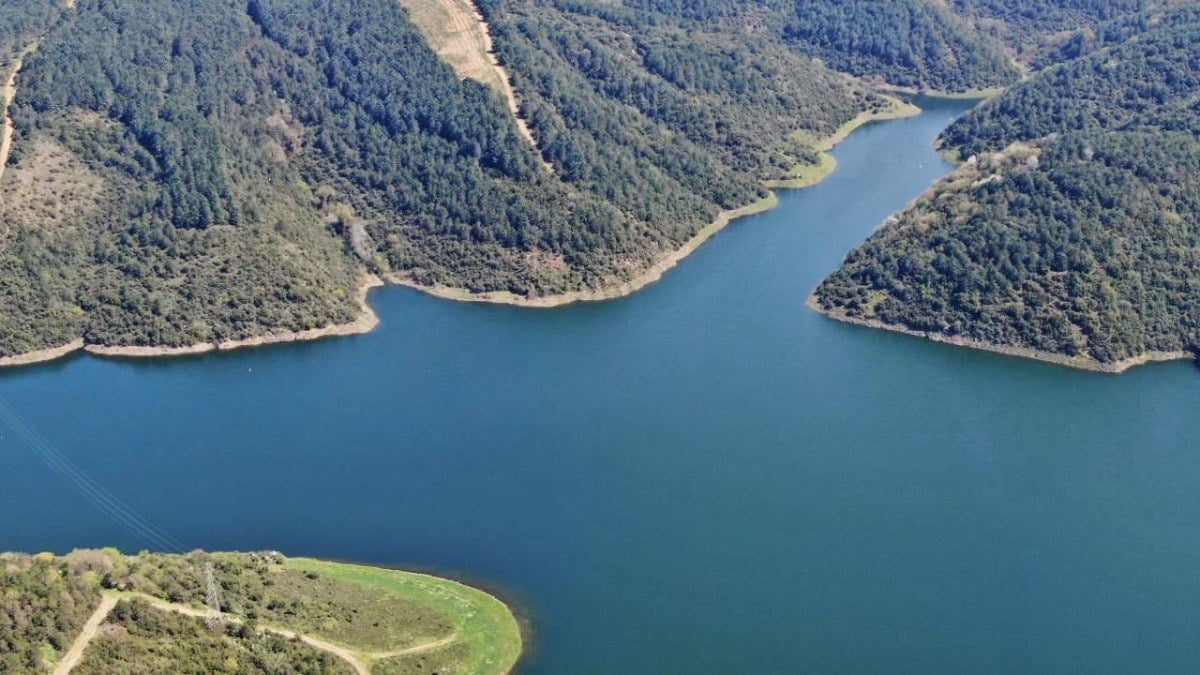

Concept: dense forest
[[954, 0, 1147, 42], [939, 13, 1200, 157], [815, 8, 1200, 367], [0, 0, 59, 64], [3, 0, 1196, 358], [781, 0, 1019, 92], [0, 0, 899, 356]]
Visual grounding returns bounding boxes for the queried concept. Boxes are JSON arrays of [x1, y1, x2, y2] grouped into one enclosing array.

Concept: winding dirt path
[[129, 592, 457, 675], [397, 0, 552, 172], [373, 633, 459, 659], [54, 590, 461, 674], [53, 595, 118, 675], [2, 0, 78, 185], [132, 594, 369, 675], [0, 55, 23, 186]]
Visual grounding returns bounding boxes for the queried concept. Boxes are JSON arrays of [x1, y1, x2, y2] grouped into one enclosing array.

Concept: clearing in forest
[[397, 0, 552, 172], [0, 54, 24, 185]]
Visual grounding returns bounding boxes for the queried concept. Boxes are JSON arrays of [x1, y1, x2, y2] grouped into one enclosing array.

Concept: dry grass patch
[[0, 137, 105, 236], [396, 0, 550, 170]]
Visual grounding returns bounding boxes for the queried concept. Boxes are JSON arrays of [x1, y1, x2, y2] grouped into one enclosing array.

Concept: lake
[[4, 97, 1200, 674]]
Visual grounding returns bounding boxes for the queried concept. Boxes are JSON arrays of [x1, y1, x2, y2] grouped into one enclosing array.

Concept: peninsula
[[0, 549, 522, 674], [813, 5, 1200, 372]]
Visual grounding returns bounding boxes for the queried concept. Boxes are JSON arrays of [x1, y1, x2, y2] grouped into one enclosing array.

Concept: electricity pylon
[[205, 562, 222, 629]]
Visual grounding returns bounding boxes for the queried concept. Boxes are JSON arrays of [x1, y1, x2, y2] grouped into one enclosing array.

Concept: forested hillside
[[781, 0, 1019, 92], [619, 0, 1023, 93], [814, 9, 1200, 369], [0, 0, 904, 358], [0, 551, 99, 672], [939, 14, 1200, 157], [5, 0, 1196, 361], [0, 0, 59, 62]]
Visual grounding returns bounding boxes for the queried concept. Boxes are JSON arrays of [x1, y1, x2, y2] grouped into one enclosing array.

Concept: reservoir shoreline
[[0, 100, 917, 369], [386, 97, 921, 307], [318, 554, 536, 675], [1, 276, 382, 368], [808, 294, 1192, 374]]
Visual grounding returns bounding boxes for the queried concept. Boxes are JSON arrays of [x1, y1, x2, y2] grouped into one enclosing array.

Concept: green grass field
[[286, 558, 523, 674]]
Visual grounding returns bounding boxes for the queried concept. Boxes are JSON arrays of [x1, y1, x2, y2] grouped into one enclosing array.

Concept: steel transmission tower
[[205, 562, 222, 629]]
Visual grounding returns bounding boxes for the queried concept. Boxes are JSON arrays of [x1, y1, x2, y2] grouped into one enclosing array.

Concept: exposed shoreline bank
[[0, 339, 85, 369], [1, 97, 920, 368], [390, 192, 780, 308], [394, 97, 922, 307], [84, 275, 383, 359], [807, 294, 1192, 374], [766, 96, 921, 189], [0, 276, 382, 369]]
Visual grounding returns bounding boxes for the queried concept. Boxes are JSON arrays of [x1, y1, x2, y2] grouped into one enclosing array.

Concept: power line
[[0, 397, 186, 553]]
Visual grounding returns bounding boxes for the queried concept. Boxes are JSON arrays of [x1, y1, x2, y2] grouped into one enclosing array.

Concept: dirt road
[[53, 595, 118, 675], [397, 0, 552, 172]]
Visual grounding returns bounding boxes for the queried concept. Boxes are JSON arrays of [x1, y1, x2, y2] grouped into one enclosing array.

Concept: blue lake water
[[4, 97, 1200, 673]]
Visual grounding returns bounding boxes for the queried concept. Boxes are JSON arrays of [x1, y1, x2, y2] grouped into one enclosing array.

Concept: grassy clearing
[[373, 642, 472, 674], [286, 558, 522, 675], [243, 562, 456, 652], [395, 0, 504, 92], [767, 153, 837, 189]]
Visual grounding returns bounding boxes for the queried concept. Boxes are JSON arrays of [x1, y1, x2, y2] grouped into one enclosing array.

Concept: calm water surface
[[4, 98, 1200, 674]]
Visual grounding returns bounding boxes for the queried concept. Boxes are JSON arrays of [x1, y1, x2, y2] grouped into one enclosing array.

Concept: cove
[[4, 97, 1200, 674]]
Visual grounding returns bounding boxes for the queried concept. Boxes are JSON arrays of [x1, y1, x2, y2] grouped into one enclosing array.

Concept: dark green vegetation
[[1, 0, 1115, 359], [939, 9, 1200, 158], [782, 0, 1019, 92], [953, 0, 1150, 60], [816, 5, 1200, 368], [1, 0, 364, 355], [0, 549, 521, 674], [0, 0, 58, 64], [5, 0, 1194, 361], [0, 0, 896, 357]]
